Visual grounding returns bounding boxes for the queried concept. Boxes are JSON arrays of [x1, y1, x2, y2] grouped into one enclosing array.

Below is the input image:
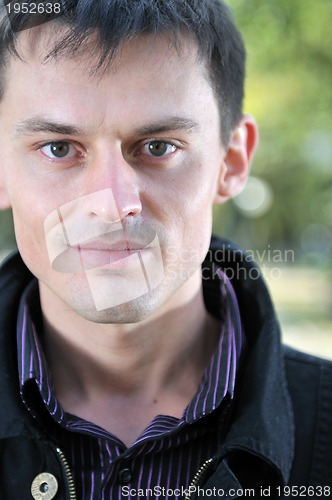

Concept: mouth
[[78, 237, 145, 252], [49, 230, 160, 272], [77, 241, 144, 267]]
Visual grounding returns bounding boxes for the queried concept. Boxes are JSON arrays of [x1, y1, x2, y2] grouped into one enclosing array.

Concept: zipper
[[185, 458, 214, 500], [55, 447, 77, 500]]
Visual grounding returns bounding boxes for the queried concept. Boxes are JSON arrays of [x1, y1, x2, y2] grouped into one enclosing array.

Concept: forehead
[[1, 27, 221, 139], [6, 26, 207, 87]]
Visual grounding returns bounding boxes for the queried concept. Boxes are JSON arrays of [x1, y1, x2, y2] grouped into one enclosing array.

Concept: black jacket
[[0, 238, 332, 499]]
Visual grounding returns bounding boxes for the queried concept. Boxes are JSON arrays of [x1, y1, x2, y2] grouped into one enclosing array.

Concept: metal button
[[31, 472, 58, 500], [118, 467, 132, 484]]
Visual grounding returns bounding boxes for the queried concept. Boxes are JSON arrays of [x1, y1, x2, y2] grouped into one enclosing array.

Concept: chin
[[74, 290, 166, 325]]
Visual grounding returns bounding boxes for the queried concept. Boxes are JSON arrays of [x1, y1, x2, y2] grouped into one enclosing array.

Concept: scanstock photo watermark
[[122, 485, 331, 498], [122, 485, 257, 498]]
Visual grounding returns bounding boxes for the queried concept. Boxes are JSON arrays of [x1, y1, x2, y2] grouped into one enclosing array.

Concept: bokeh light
[[233, 176, 274, 218]]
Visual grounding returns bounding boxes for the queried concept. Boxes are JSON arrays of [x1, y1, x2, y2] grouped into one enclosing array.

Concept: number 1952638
[[6, 2, 62, 15], [277, 485, 331, 497]]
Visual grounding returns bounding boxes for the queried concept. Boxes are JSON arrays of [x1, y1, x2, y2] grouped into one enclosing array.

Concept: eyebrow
[[133, 118, 200, 136], [14, 116, 200, 137], [14, 119, 84, 137]]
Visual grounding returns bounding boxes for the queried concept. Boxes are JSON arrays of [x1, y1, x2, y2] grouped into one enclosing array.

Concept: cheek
[[182, 165, 219, 254], [10, 195, 50, 266], [156, 162, 216, 261], [152, 154, 218, 211], [182, 201, 213, 259], [170, 162, 217, 226]]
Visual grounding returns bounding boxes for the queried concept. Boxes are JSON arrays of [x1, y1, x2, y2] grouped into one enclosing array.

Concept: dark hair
[[0, 0, 245, 142]]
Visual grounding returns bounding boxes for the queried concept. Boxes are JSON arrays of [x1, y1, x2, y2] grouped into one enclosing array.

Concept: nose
[[85, 154, 142, 223], [89, 187, 141, 223]]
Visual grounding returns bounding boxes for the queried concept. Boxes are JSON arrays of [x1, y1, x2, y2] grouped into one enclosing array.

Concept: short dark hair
[[0, 0, 245, 142]]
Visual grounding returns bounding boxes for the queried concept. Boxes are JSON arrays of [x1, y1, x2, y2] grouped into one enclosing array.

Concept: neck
[[39, 271, 220, 442]]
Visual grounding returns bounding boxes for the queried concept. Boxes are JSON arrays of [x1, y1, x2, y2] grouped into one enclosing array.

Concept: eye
[[39, 141, 82, 159], [145, 141, 177, 157]]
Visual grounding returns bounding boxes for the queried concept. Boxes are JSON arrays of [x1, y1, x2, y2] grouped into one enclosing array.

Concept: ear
[[214, 114, 259, 204]]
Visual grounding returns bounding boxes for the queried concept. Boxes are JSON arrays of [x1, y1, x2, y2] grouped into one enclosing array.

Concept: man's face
[[0, 31, 227, 323]]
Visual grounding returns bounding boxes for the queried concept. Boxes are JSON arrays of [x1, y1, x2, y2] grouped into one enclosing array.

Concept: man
[[0, 1, 331, 499]]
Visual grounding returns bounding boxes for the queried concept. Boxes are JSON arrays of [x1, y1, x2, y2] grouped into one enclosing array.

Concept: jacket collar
[[0, 252, 36, 437], [203, 238, 294, 487]]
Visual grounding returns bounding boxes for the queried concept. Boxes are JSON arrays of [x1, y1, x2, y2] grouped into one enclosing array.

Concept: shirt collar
[[17, 266, 244, 426], [16, 280, 65, 424], [185, 267, 244, 423]]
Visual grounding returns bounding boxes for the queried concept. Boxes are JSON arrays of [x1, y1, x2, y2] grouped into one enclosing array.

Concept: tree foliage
[[214, 0, 332, 263]]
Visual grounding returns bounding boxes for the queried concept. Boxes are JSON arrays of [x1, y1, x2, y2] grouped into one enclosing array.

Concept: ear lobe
[[214, 114, 259, 204]]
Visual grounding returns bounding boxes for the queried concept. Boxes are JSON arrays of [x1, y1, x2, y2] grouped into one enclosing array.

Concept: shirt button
[[31, 472, 58, 500], [118, 467, 132, 484]]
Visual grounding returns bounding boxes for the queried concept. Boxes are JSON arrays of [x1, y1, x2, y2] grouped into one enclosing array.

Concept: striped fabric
[[17, 268, 243, 499]]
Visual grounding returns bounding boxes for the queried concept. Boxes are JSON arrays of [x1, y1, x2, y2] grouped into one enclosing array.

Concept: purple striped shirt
[[17, 268, 243, 499]]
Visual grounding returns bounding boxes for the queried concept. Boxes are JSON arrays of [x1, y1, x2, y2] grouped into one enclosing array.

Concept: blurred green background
[[214, 0, 332, 358], [0, 0, 331, 357]]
